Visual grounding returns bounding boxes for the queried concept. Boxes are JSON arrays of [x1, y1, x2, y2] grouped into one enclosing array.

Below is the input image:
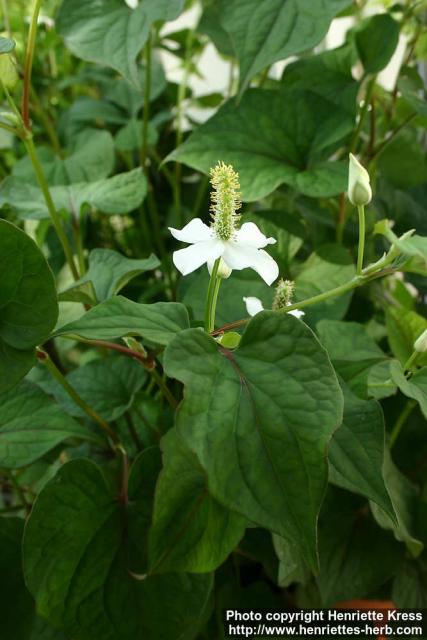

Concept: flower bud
[[218, 331, 241, 349], [348, 153, 372, 206], [208, 257, 232, 279], [0, 54, 18, 91], [414, 329, 427, 353], [272, 279, 295, 311]]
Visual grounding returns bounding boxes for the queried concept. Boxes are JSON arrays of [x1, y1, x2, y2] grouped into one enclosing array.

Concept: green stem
[[174, 28, 194, 225], [21, 0, 42, 130], [8, 472, 31, 513], [149, 368, 178, 409], [0, 121, 20, 137], [24, 136, 79, 280], [404, 351, 419, 372], [349, 75, 376, 154], [1, 0, 11, 36], [140, 34, 152, 169], [356, 204, 366, 275], [36, 349, 118, 444], [390, 400, 417, 448], [204, 258, 221, 333]]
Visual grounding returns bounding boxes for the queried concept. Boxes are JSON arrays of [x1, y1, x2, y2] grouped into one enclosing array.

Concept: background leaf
[[169, 88, 353, 201], [329, 383, 394, 518], [56, 0, 185, 85], [60, 249, 160, 304], [23, 458, 212, 640], [0, 221, 58, 393], [0, 380, 99, 468], [54, 296, 190, 346], [149, 429, 246, 573], [217, 0, 352, 92]]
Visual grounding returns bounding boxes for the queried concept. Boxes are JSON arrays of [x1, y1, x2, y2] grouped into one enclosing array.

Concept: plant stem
[[36, 349, 118, 444], [336, 192, 346, 243], [0, 121, 20, 137], [149, 368, 178, 409], [140, 34, 152, 169], [390, 399, 417, 448], [369, 113, 417, 161], [174, 28, 194, 225], [356, 204, 366, 275], [124, 411, 143, 450], [404, 351, 419, 372], [1, 0, 11, 36], [349, 75, 376, 154], [211, 271, 381, 335], [21, 0, 42, 130], [24, 136, 79, 279], [204, 258, 220, 333]]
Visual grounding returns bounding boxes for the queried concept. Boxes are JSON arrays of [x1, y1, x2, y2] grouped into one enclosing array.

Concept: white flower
[[169, 162, 279, 286], [243, 296, 305, 319], [208, 257, 232, 279], [348, 153, 372, 206], [169, 219, 279, 285], [414, 328, 427, 353]]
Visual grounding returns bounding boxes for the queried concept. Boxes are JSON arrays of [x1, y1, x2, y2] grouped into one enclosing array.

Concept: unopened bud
[[414, 329, 427, 353], [272, 279, 295, 311], [348, 153, 372, 206], [208, 257, 232, 279]]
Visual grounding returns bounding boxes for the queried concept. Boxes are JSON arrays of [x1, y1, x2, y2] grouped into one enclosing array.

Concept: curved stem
[[209, 275, 222, 334], [404, 351, 419, 372], [140, 33, 152, 169], [36, 349, 118, 444], [21, 0, 42, 130], [390, 399, 416, 448], [25, 136, 79, 280], [204, 258, 220, 333], [356, 204, 366, 275]]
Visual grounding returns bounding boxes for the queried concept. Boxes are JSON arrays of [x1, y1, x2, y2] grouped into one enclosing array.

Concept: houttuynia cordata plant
[[0, 0, 427, 638]]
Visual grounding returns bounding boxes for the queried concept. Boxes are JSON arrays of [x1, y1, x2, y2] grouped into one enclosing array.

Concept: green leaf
[[0, 36, 16, 54], [164, 312, 343, 570], [23, 457, 212, 640], [198, 3, 234, 57], [0, 518, 34, 640], [386, 307, 427, 367], [0, 380, 100, 469], [393, 559, 427, 607], [317, 320, 387, 397], [57, 0, 184, 85], [294, 244, 356, 325], [149, 429, 246, 573], [54, 296, 190, 346], [0, 220, 58, 393], [168, 88, 353, 201], [377, 130, 427, 189], [217, 0, 352, 93], [273, 535, 310, 588], [353, 13, 400, 74], [370, 450, 423, 557], [1, 168, 147, 220], [36, 356, 147, 422], [316, 489, 402, 605], [12, 130, 115, 186], [328, 384, 395, 518], [390, 361, 427, 419], [115, 119, 158, 153], [60, 249, 160, 304], [281, 43, 359, 115]]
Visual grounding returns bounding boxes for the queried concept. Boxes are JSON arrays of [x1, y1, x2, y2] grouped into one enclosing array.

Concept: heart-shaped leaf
[[23, 455, 212, 640], [168, 89, 353, 201], [164, 312, 344, 569], [0, 220, 58, 393]]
